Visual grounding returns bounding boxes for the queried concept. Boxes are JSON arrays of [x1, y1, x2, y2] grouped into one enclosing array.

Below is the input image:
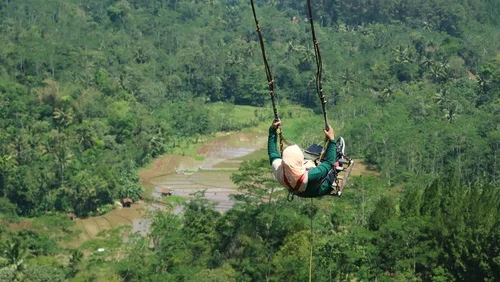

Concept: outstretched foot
[[331, 137, 354, 197], [336, 137, 345, 158], [330, 175, 345, 197]]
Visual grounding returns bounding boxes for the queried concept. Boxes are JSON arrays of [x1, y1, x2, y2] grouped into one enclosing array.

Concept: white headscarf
[[282, 145, 309, 187]]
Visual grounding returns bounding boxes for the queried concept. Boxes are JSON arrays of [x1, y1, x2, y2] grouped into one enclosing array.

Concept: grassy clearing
[[170, 139, 204, 156], [171, 102, 314, 153], [31, 214, 79, 242], [168, 103, 270, 157], [163, 195, 186, 203], [207, 102, 270, 121], [194, 155, 205, 161], [167, 103, 314, 157], [234, 148, 267, 161], [79, 227, 128, 259], [212, 161, 242, 169]]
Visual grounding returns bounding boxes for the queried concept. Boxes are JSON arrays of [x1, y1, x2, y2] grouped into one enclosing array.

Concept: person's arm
[[307, 125, 336, 182], [268, 120, 281, 165], [307, 139, 336, 181]]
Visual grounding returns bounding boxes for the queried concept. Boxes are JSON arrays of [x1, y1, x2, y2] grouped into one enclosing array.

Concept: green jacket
[[268, 126, 336, 197]]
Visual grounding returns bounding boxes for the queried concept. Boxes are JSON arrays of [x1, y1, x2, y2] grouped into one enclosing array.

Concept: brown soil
[[197, 133, 265, 156], [139, 155, 184, 185], [63, 201, 146, 248], [9, 220, 33, 232], [350, 159, 380, 177]]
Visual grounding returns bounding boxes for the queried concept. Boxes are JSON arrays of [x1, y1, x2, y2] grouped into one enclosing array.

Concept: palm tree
[[299, 47, 314, 65], [419, 53, 434, 69], [47, 132, 73, 185], [428, 64, 447, 83], [405, 46, 418, 63], [433, 89, 446, 105], [442, 107, 459, 123], [9, 129, 30, 165], [422, 21, 433, 31], [393, 45, 408, 63], [52, 107, 74, 132], [434, 88, 461, 123], [225, 50, 243, 66], [381, 84, 398, 99], [78, 57, 96, 88], [341, 68, 355, 86], [37, 79, 62, 110], [2, 240, 30, 280], [67, 249, 83, 278], [149, 133, 165, 158], [284, 40, 308, 62]]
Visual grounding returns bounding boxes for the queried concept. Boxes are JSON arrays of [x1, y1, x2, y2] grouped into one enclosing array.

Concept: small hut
[[122, 197, 133, 208], [67, 212, 77, 221], [468, 70, 477, 81], [161, 188, 172, 196]]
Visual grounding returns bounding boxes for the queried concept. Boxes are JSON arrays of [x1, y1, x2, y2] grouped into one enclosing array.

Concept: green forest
[[0, 0, 499, 281]]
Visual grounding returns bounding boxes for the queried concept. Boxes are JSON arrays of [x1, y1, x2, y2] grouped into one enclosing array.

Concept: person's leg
[[334, 171, 346, 196], [326, 169, 342, 196]]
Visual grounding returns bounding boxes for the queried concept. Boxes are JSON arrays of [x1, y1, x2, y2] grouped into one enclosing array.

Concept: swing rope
[[249, 3, 342, 281], [250, 0, 292, 154], [307, 0, 332, 161], [307, 0, 328, 131], [309, 198, 314, 282]]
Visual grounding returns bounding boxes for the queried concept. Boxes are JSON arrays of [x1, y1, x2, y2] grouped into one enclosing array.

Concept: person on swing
[[268, 119, 345, 197]]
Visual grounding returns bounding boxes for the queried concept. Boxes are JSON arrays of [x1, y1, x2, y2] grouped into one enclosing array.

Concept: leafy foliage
[[0, 0, 499, 280]]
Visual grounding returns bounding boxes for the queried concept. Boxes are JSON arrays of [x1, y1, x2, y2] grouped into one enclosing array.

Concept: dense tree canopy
[[0, 0, 499, 281]]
